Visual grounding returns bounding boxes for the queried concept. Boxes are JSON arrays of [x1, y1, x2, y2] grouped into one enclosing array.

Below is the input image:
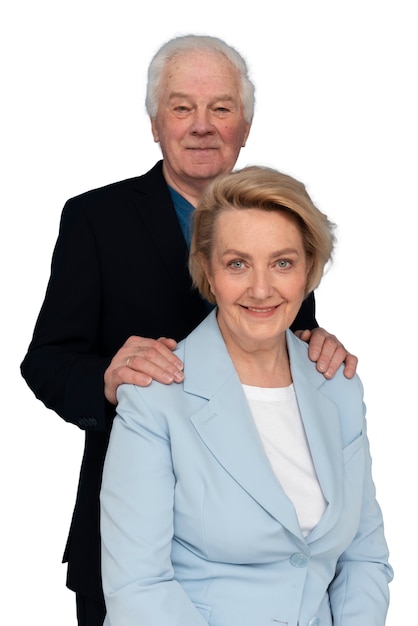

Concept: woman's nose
[[248, 269, 273, 299]]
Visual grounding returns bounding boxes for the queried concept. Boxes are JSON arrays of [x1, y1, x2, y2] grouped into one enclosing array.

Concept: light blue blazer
[[100, 309, 392, 626]]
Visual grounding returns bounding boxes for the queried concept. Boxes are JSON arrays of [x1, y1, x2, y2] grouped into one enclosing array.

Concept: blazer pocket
[[342, 430, 364, 464]]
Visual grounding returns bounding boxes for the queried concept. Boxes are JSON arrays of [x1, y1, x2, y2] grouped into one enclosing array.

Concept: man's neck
[[162, 163, 207, 208]]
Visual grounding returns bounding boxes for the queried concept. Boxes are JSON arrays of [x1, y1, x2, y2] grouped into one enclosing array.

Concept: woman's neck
[[225, 335, 292, 388]]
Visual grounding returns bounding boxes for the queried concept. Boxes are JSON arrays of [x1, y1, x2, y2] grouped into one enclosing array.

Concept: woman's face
[[205, 207, 308, 353]]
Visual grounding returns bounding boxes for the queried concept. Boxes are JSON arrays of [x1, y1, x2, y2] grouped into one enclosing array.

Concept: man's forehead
[[161, 52, 241, 98], [163, 50, 238, 79]]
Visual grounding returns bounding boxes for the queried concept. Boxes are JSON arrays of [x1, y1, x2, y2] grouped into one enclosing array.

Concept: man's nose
[[189, 109, 215, 135]]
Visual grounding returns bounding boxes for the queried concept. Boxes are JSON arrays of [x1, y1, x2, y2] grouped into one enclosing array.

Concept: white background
[[1, 1, 416, 624]]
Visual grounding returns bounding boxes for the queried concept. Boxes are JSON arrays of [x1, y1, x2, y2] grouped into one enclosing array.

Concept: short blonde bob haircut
[[189, 165, 336, 305]]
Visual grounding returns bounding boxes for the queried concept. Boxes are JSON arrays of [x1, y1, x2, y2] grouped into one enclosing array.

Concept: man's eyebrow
[[168, 92, 236, 101], [168, 92, 190, 100]]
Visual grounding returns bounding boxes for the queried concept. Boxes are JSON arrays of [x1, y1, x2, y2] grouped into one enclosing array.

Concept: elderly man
[[21, 35, 357, 626]]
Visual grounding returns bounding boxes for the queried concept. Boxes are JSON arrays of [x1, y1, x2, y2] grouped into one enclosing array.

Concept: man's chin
[[185, 162, 229, 181]]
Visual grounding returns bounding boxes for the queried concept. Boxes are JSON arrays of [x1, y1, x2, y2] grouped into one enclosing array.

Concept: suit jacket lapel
[[184, 313, 305, 540], [131, 161, 191, 290], [287, 332, 344, 540], [183, 313, 346, 542]]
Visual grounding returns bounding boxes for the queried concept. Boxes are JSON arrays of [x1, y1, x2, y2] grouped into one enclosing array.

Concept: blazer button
[[77, 417, 98, 428], [290, 553, 309, 568], [307, 617, 320, 626]]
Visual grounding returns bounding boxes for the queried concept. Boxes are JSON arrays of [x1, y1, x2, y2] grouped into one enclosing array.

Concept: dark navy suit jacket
[[20, 160, 317, 599]]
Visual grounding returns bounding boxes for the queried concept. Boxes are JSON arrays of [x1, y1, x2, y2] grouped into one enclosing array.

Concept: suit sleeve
[[290, 291, 318, 332], [100, 384, 209, 626], [20, 200, 113, 431]]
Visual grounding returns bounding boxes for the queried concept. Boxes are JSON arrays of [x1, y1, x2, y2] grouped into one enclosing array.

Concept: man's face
[[151, 50, 251, 200]]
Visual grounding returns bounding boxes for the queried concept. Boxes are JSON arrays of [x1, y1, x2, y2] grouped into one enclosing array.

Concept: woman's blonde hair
[[189, 165, 336, 304]]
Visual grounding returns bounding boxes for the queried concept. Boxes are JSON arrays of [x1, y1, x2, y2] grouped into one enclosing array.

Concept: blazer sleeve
[[100, 383, 208, 626], [20, 199, 113, 431], [328, 412, 394, 625]]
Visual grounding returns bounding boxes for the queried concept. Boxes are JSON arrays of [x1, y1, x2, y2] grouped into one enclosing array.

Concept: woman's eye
[[230, 260, 244, 269], [277, 259, 291, 268]]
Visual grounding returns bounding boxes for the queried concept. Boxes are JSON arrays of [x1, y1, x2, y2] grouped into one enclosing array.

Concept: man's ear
[[242, 121, 251, 147], [150, 117, 160, 143]]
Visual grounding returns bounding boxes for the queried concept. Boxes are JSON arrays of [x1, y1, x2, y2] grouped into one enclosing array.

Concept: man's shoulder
[[65, 161, 165, 206]]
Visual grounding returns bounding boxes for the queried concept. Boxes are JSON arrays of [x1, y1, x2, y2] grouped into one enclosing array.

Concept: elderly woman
[[100, 166, 392, 626]]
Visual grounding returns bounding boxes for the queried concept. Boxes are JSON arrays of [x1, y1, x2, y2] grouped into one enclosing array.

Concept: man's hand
[[294, 327, 358, 380], [104, 336, 184, 405]]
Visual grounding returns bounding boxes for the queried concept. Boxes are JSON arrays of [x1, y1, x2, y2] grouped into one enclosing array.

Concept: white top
[[243, 383, 327, 537]]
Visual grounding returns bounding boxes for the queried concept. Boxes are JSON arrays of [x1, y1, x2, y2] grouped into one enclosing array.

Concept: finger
[[104, 363, 152, 405], [320, 345, 348, 378], [130, 342, 183, 370], [118, 366, 154, 387], [138, 339, 183, 370], [311, 334, 343, 375], [105, 336, 184, 405], [124, 337, 183, 371], [127, 345, 184, 384], [342, 353, 358, 379], [307, 328, 331, 362], [131, 365, 183, 385], [294, 329, 312, 343], [156, 336, 178, 350]]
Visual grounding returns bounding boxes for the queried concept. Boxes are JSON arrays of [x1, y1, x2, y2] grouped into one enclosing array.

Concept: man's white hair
[[145, 34, 255, 123]]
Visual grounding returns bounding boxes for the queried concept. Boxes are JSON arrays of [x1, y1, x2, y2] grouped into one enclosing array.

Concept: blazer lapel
[[287, 331, 345, 540], [183, 313, 305, 541]]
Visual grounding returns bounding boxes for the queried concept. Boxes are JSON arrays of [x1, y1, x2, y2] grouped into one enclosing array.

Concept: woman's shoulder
[[288, 330, 364, 400]]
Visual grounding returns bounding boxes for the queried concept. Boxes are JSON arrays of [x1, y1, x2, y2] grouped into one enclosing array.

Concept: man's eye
[[173, 106, 191, 115]]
